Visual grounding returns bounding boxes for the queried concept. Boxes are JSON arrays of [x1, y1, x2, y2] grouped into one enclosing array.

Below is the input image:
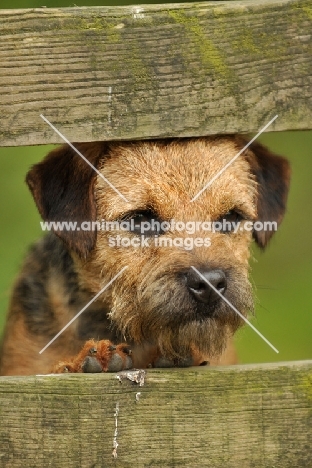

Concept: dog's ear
[[239, 137, 291, 249], [26, 142, 106, 258]]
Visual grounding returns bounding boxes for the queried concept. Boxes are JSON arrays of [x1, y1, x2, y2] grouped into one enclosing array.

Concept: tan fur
[[76, 138, 256, 362], [0, 136, 290, 375]]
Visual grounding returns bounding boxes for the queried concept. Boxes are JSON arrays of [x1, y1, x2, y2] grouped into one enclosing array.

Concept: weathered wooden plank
[[0, 361, 311, 467], [0, 0, 311, 146]]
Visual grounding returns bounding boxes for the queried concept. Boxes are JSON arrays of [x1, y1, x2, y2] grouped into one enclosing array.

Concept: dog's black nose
[[186, 268, 227, 305]]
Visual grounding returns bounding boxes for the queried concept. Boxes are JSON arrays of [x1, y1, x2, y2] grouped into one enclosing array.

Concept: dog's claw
[[52, 339, 133, 374], [121, 346, 132, 355]]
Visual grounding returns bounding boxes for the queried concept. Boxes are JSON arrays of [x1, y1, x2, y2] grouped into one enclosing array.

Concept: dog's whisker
[[255, 285, 278, 291]]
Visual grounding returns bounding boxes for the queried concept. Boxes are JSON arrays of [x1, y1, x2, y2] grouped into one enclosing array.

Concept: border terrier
[[0, 136, 290, 375]]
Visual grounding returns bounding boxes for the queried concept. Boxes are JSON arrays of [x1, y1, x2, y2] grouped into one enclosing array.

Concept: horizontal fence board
[[0, 0, 311, 146], [0, 361, 311, 467]]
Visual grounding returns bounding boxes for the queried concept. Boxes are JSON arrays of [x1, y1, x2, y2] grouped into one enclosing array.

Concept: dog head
[[27, 137, 290, 359]]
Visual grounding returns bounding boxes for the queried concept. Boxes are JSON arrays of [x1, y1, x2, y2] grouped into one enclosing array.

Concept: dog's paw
[[52, 339, 133, 373], [152, 356, 194, 368], [151, 356, 209, 368], [151, 345, 210, 368]]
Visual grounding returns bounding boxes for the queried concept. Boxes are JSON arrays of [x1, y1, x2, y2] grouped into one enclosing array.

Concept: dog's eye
[[120, 210, 165, 236], [223, 210, 243, 223], [216, 210, 244, 233]]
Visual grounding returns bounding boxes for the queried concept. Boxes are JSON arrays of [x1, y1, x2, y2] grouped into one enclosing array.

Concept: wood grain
[[0, 361, 311, 467], [0, 0, 311, 146]]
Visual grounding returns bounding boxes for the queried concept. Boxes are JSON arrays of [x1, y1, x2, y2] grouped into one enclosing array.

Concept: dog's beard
[[108, 261, 254, 360]]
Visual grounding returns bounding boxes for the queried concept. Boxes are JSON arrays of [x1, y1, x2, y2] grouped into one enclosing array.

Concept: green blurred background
[[1, 0, 311, 365]]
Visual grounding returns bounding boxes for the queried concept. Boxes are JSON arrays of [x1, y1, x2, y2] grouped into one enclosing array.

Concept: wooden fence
[[0, 0, 311, 146], [0, 0, 311, 466], [1, 362, 312, 467]]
